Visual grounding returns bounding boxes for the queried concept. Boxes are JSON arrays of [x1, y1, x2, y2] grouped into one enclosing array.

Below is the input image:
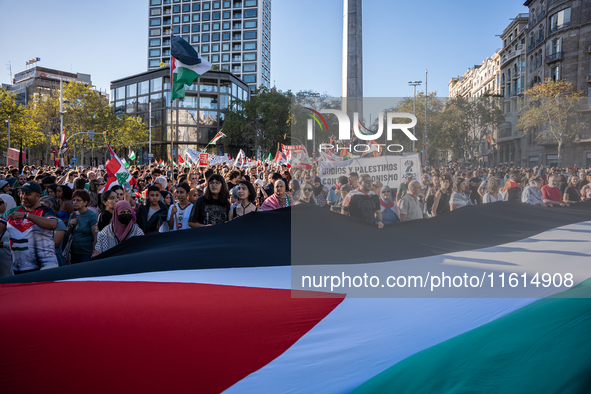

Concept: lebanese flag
[[103, 146, 137, 192], [171, 36, 212, 101]]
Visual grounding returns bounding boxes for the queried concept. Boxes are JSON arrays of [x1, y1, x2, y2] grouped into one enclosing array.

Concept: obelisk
[[342, 0, 363, 127]]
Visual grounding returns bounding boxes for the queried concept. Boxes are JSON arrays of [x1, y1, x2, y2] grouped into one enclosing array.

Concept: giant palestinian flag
[[2, 202, 591, 393]]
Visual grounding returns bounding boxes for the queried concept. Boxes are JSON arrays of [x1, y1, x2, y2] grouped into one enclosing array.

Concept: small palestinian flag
[[104, 146, 136, 191], [209, 131, 226, 145], [128, 149, 136, 161]]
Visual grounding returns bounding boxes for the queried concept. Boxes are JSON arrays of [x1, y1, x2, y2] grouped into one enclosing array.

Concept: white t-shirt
[[483, 192, 502, 203], [166, 202, 193, 231]]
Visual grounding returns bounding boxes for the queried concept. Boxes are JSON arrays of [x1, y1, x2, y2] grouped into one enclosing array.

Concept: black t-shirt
[[345, 191, 380, 223], [97, 210, 112, 232], [564, 186, 581, 202], [469, 185, 482, 205], [189, 195, 230, 225]]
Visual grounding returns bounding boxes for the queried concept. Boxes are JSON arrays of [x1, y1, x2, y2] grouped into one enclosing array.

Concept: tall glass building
[[110, 67, 250, 163], [147, 0, 271, 94]]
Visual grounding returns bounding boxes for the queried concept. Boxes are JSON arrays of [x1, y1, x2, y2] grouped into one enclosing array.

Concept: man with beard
[[342, 174, 383, 229]]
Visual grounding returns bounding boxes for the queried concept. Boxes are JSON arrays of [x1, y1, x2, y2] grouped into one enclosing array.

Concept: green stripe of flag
[[11, 247, 29, 251], [352, 277, 591, 393]]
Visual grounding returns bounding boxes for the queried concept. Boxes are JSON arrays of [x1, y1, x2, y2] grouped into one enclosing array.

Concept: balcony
[[527, 36, 545, 53], [528, 9, 546, 29], [546, 51, 563, 63]]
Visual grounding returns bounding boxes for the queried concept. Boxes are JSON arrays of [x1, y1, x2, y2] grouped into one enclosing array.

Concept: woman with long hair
[[450, 177, 472, 211], [97, 189, 118, 231], [483, 176, 502, 203], [229, 181, 258, 220], [56, 185, 74, 224], [431, 175, 452, 217], [563, 176, 582, 204], [425, 175, 440, 217], [260, 179, 290, 211], [295, 181, 317, 205], [188, 173, 230, 227], [93, 200, 144, 256]]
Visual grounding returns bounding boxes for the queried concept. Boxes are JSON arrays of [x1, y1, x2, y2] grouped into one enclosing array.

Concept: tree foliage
[[517, 78, 586, 167]]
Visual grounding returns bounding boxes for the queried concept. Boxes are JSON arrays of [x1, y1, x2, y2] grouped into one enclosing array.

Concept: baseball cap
[[404, 172, 413, 178], [0, 180, 8, 190], [341, 184, 353, 192], [20, 181, 42, 194]]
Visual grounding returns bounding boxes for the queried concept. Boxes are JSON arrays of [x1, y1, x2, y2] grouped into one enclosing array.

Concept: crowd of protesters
[[0, 160, 589, 277]]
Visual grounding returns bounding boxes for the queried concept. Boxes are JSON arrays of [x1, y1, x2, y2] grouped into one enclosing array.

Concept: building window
[[149, 59, 160, 68], [150, 38, 161, 47], [244, 9, 257, 17], [202, 34, 210, 42], [203, 2, 211, 10], [243, 63, 256, 72], [150, 28, 161, 36], [223, 1, 231, 8], [222, 54, 230, 61], [232, 32, 241, 40], [233, 11, 242, 18], [549, 8, 571, 34], [203, 13, 210, 21], [149, 49, 161, 57], [223, 21, 230, 29], [551, 65, 561, 81], [243, 53, 256, 61], [244, 42, 256, 50], [173, 5, 180, 13], [182, 25, 190, 33], [150, 8, 161, 16], [222, 32, 230, 40], [192, 24, 200, 32], [173, 26, 180, 34], [150, 0, 162, 5], [182, 4, 190, 12], [212, 54, 220, 62], [192, 35, 200, 43], [233, 21, 242, 29], [221, 64, 230, 71], [222, 43, 230, 51], [203, 23, 210, 31], [202, 44, 210, 53], [244, 20, 256, 28], [193, 14, 200, 22], [173, 15, 180, 23], [183, 15, 190, 22], [193, 3, 200, 11], [213, 22, 220, 30], [243, 75, 256, 83], [150, 18, 161, 26], [212, 44, 220, 51], [245, 0, 256, 6], [232, 43, 241, 50], [223, 11, 231, 19], [244, 31, 256, 39], [151, 78, 163, 92], [212, 33, 220, 41], [213, 1, 221, 9], [213, 12, 220, 20]]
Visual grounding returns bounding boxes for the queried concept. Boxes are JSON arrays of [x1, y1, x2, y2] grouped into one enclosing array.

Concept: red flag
[[178, 155, 185, 164]]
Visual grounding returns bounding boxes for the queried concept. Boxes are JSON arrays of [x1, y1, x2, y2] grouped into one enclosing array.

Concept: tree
[[222, 87, 291, 157], [440, 95, 504, 164], [517, 79, 586, 167]]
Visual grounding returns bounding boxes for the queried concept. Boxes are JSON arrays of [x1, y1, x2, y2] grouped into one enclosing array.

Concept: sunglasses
[[209, 181, 222, 186], [303, 188, 313, 192]]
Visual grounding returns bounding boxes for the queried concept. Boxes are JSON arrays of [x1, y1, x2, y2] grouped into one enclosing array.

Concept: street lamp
[[408, 81, 422, 153], [5, 114, 32, 149]]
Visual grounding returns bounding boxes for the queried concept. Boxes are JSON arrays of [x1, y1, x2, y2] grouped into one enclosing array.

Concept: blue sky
[[0, 0, 528, 98]]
